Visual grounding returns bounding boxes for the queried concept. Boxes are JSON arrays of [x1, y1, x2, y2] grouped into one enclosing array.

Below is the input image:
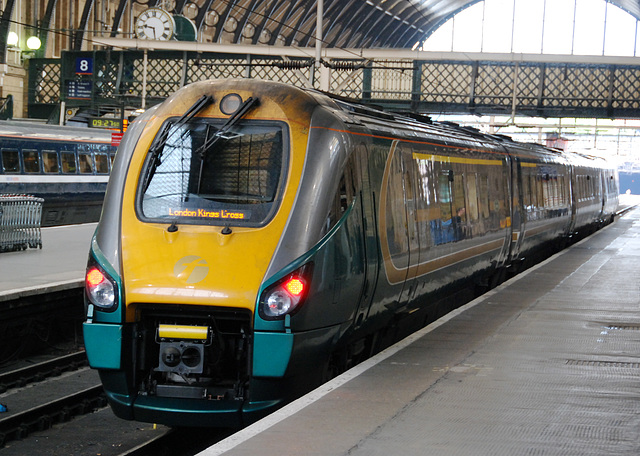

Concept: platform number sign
[[76, 57, 93, 75]]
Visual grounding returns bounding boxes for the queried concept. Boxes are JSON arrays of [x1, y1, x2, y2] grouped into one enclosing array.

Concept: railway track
[[117, 427, 233, 456], [0, 350, 234, 455], [0, 350, 105, 446]]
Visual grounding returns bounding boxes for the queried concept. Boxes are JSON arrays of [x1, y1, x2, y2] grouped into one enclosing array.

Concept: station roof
[[209, 0, 640, 49]]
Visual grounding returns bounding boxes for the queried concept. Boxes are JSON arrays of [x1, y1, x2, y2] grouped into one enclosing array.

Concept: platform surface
[[202, 207, 640, 456], [0, 223, 96, 299]]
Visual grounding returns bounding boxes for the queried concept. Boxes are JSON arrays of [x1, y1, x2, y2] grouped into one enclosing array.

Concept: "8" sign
[[75, 57, 93, 75]]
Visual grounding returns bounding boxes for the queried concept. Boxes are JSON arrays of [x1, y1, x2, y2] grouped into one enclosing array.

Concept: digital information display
[[89, 117, 122, 129]]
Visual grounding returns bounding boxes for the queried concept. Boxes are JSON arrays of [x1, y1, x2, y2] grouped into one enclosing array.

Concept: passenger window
[[523, 173, 531, 207], [22, 150, 40, 173], [43, 151, 60, 173], [326, 156, 356, 232], [1, 150, 20, 173], [438, 172, 453, 221], [61, 152, 77, 173], [479, 174, 490, 218], [95, 154, 109, 174], [78, 153, 94, 174], [542, 178, 550, 207], [529, 175, 537, 207], [537, 176, 544, 207], [465, 173, 479, 221], [453, 173, 466, 224]]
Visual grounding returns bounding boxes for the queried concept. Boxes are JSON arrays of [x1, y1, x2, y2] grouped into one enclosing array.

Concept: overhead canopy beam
[[0, 0, 16, 64]]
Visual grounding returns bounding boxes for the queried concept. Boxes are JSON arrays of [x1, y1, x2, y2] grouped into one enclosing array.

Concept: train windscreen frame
[[137, 119, 289, 228]]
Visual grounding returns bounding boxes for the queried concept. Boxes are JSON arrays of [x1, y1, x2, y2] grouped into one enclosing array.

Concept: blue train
[[0, 120, 117, 226]]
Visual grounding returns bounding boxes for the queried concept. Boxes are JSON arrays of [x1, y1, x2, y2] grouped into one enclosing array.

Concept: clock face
[[135, 8, 175, 41]]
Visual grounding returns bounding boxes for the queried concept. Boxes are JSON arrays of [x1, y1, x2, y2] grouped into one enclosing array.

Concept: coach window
[[78, 153, 94, 174], [42, 151, 60, 173], [465, 173, 479, 221], [1, 150, 20, 173], [438, 171, 453, 221], [537, 176, 544, 208], [453, 173, 467, 222], [23, 150, 40, 173], [61, 152, 77, 173], [326, 156, 356, 233], [529, 175, 537, 207], [479, 174, 490, 218], [95, 154, 109, 174]]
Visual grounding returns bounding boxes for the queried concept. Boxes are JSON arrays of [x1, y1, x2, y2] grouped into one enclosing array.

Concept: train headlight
[[265, 290, 294, 317], [259, 264, 313, 320], [86, 266, 116, 310]]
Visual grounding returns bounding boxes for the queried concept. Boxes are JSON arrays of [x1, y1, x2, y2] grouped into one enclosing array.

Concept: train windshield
[[139, 119, 287, 227]]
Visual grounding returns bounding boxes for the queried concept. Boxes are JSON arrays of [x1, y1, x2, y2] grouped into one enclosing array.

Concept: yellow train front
[[83, 79, 367, 427]]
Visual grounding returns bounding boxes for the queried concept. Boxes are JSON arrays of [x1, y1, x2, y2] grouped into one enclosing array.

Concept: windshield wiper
[[196, 97, 260, 193], [142, 95, 214, 193]]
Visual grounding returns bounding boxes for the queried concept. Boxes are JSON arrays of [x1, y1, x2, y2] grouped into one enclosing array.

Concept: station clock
[[135, 8, 176, 41]]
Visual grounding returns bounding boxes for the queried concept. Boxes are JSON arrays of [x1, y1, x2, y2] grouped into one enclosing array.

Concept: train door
[[508, 155, 526, 261], [377, 140, 417, 311], [398, 144, 421, 306], [599, 171, 607, 220], [352, 143, 380, 329]]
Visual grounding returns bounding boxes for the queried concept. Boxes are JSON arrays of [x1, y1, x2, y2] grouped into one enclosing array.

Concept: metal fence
[[0, 194, 44, 252], [26, 50, 640, 120]]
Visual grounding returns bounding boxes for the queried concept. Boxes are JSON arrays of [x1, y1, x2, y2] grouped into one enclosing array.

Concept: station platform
[[0, 223, 96, 300], [201, 205, 640, 456]]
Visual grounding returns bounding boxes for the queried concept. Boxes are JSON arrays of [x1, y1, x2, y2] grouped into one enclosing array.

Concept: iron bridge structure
[[28, 47, 640, 120]]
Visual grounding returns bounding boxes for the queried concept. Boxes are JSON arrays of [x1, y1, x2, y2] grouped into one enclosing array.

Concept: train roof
[[308, 89, 617, 166]]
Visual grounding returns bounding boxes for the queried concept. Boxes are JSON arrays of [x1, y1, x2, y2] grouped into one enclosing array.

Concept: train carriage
[[83, 79, 618, 428], [0, 121, 117, 225]]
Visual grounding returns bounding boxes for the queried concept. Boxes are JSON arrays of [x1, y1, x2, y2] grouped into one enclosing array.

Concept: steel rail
[[0, 351, 88, 393]]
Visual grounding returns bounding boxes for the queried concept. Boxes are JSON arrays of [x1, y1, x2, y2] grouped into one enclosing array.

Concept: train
[[82, 79, 619, 428], [0, 120, 118, 226]]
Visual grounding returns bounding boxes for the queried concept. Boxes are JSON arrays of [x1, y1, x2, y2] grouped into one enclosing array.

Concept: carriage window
[[95, 154, 109, 174], [43, 151, 59, 173], [529, 175, 537, 207], [479, 174, 490, 218], [523, 173, 531, 207], [453, 173, 466, 224], [1, 150, 19, 173], [140, 119, 287, 227], [466, 173, 479, 221], [23, 150, 40, 173], [61, 152, 77, 173], [438, 172, 453, 221], [537, 176, 544, 207], [78, 153, 94, 174], [326, 156, 356, 234]]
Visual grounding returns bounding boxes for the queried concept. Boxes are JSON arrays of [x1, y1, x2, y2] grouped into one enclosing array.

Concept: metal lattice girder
[[27, 59, 61, 105], [27, 50, 640, 119]]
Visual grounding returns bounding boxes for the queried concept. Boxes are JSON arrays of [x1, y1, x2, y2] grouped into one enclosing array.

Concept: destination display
[[168, 208, 250, 220]]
